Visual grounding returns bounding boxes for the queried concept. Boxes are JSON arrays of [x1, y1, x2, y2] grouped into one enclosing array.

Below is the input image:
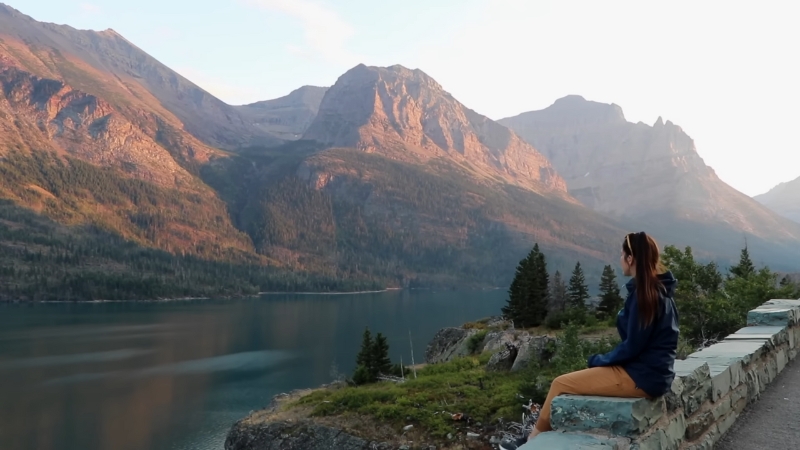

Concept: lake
[[0, 290, 506, 450]]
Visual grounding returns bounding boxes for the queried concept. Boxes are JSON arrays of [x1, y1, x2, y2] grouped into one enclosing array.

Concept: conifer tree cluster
[[503, 244, 626, 329], [352, 327, 393, 385]]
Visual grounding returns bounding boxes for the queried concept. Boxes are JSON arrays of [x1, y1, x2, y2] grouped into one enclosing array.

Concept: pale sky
[[9, 0, 800, 196]]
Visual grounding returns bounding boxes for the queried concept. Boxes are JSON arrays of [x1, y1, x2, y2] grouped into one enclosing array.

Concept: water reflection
[[0, 290, 505, 450]]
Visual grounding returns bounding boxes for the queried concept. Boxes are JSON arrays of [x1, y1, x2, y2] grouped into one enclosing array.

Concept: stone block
[[682, 425, 719, 450], [709, 364, 732, 402], [710, 395, 732, 421], [633, 413, 685, 450], [687, 340, 768, 367], [520, 431, 620, 449], [686, 410, 713, 441], [743, 368, 761, 403], [665, 413, 687, 447], [667, 360, 711, 415], [776, 347, 789, 373], [746, 299, 800, 327], [730, 384, 748, 414], [551, 395, 663, 437], [716, 410, 739, 437], [765, 353, 779, 383], [724, 325, 788, 346]]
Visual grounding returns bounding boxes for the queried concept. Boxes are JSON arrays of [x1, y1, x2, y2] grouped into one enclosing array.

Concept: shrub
[[466, 329, 489, 354], [545, 307, 589, 329]]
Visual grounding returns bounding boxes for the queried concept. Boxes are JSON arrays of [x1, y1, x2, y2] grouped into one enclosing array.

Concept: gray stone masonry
[[520, 298, 800, 450]]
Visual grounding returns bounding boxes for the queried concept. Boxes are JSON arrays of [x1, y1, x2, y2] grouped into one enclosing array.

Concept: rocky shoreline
[[224, 316, 558, 450]]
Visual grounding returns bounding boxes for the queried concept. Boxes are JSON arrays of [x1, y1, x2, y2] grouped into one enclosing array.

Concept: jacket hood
[[625, 271, 677, 297]]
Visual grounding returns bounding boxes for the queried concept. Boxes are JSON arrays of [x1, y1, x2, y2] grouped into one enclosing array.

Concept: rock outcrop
[[424, 319, 555, 372], [424, 327, 479, 364], [0, 65, 199, 188], [225, 420, 381, 450], [303, 64, 570, 197]]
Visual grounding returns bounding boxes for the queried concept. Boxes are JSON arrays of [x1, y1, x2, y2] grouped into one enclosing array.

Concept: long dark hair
[[623, 232, 666, 327]]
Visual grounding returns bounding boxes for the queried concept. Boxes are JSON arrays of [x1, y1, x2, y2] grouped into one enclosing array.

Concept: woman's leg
[[533, 366, 649, 435]]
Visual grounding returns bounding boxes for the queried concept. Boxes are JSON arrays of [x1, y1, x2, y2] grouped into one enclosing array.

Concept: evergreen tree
[[502, 254, 530, 324], [503, 244, 550, 328], [597, 265, 624, 319], [524, 248, 550, 326], [353, 327, 374, 384], [370, 333, 392, 378], [729, 245, 755, 279], [503, 246, 537, 327], [568, 262, 590, 310], [550, 270, 568, 313]]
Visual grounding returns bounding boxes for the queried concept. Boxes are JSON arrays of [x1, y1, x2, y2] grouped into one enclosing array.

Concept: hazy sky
[[10, 0, 800, 196]]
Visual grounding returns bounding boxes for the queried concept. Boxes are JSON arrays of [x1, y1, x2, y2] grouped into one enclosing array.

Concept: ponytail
[[623, 232, 666, 327]]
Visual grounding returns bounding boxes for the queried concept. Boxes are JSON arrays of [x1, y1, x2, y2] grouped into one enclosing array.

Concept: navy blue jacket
[[588, 271, 679, 398]]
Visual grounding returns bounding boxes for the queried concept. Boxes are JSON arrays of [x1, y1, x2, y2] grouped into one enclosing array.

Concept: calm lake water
[[0, 290, 506, 450]]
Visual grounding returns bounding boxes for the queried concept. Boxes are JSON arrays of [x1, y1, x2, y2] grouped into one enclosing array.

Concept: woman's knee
[[551, 374, 570, 391]]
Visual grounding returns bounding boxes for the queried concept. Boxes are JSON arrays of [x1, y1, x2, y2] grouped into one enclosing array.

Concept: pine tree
[[550, 270, 568, 313], [729, 245, 755, 279], [502, 255, 529, 324], [525, 248, 550, 326], [503, 244, 550, 328], [503, 246, 537, 327], [568, 262, 590, 310], [353, 327, 374, 384], [597, 265, 624, 319], [370, 333, 392, 378]]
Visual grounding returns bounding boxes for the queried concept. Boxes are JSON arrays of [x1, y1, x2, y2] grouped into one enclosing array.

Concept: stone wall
[[521, 298, 800, 450]]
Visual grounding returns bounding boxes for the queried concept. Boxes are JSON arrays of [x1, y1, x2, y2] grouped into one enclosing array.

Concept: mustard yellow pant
[[535, 366, 651, 432]]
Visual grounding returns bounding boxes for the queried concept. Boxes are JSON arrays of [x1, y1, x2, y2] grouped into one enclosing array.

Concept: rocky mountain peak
[[507, 95, 627, 130], [755, 175, 800, 223], [244, 85, 328, 112], [303, 64, 569, 195], [0, 3, 21, 17], [0, 5, 283, 148], [499, 97, 800, 255], [236, 85, 329, 140]]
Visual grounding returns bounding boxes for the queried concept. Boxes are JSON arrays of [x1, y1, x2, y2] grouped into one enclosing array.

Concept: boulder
[[486, 342, 518, 372], [425, 327, 478, 364], [511, 335, 556, 372]]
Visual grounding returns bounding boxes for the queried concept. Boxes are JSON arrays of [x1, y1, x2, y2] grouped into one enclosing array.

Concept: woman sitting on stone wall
[[501, 232, 679, 450]]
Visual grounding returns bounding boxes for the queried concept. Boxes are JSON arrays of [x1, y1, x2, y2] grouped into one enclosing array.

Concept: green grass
[[289, 323, 619, 439], [293, 353, 524, 438]]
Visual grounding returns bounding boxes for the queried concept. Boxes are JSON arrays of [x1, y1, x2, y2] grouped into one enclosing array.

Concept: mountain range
[[498, 96, 800, 263], [1, 3, 798, 299], [754, 176, 800, 224]]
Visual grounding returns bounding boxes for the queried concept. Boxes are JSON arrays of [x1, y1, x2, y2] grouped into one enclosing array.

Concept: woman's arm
[[588, 295, 655, 367]]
